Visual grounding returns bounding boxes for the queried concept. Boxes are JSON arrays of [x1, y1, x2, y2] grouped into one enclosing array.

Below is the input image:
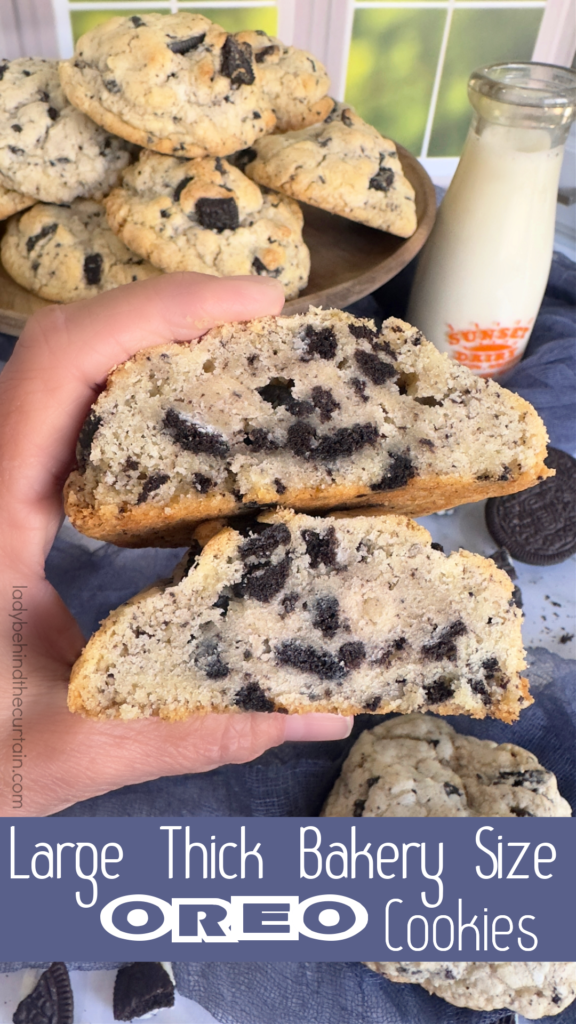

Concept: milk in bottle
[[408, 63, 576, 376]]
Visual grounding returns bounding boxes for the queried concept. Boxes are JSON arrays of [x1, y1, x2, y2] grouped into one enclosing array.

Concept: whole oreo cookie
[[13, 962, 73, 1024], [485, 447, 576, 565]]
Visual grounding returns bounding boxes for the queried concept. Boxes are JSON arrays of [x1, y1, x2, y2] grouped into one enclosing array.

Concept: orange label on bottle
[[445, 321, 533, 376]]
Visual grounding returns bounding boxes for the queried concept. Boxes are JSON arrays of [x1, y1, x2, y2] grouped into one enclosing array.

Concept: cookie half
[[104, 150, 309, 297], [242, 102, 417, 236], [237, 30, 333, 132], [2, 200, 161, 302], [68, 509, 529, 722], [0, 57, 131, 204], [365, 962, 576, 1018], [59, 12, 276, 158], [322, 713, 571, 817], [64, 309, 551, 547]]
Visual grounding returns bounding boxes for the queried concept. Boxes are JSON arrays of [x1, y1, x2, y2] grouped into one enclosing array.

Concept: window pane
[[71, 7, 277, 45], [345, 8, 445, 154], [429, 7, 544, 156]]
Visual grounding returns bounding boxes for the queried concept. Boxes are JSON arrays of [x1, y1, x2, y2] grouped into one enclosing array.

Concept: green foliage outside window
[[71, 7, 277, 43], [346, 5, 545, 157], [345, 9, 445, 155]]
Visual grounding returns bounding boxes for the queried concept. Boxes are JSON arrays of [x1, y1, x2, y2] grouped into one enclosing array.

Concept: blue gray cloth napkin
[[1, 251, 574, 1023]]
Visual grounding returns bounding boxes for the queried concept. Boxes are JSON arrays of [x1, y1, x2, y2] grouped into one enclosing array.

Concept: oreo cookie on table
[[113, 962, 175, 1021], [13, 962, 73, 1024], [485, 447, 576, 565]]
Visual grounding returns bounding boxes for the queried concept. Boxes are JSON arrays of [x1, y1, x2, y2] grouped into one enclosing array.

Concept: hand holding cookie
[[0, 273, 352, 816]]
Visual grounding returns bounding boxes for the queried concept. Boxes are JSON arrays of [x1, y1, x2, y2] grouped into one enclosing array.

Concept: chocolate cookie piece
[[13, 962, 73, 1024], [113, 962, 174, 1022], [485, 447, 576, 565]]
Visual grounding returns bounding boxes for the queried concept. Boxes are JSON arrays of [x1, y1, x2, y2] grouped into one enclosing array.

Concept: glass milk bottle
[[407, 63, 576, 376]]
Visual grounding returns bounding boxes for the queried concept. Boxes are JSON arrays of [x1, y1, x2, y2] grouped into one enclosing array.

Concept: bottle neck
[[470, 110, 571, 152]]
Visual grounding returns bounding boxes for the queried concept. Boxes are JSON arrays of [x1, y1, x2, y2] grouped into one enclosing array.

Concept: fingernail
[[283, 714, 354, 742]]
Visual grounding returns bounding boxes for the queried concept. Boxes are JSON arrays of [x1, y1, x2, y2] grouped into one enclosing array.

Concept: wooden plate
[[0, 145, 435, 335]]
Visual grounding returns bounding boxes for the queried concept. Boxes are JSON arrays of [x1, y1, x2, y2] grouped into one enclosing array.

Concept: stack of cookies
[[0, 12, 417, 304]]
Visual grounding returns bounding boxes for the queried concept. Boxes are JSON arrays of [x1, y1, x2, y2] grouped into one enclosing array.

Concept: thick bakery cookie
[[59, 12, 276, 158], [104, 150, 309, 296], [365, 962, 576, 1018], [242, 103, 417, 236], [322, 713, 571, 817], [68, 509, 529, 721], [2, 200, 160, 303], [0, 183, 34, 220], [0, 57, 131, 204], [237, 30, 333, 131], [64, 309, 551, 547]]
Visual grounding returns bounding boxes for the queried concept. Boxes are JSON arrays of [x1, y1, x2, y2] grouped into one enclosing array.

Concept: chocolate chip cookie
[[242, 102, 417, 236], [2, 199, 160, 302], [104, 150, 309, 297], [58, 12, 276, 158], [0, 57, 131, 204]]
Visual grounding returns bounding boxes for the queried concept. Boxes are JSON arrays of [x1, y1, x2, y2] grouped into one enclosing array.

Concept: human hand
[[0, 273, 352, 816]]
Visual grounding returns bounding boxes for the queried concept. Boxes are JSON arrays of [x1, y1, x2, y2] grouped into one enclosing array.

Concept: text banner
[[1, 818, 575, 961]]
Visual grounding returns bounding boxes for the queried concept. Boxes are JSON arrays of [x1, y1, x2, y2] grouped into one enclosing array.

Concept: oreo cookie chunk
[[486, 447, 576, 565], [13, 962, 73, 1024], [113, 962, 175, 1021]]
